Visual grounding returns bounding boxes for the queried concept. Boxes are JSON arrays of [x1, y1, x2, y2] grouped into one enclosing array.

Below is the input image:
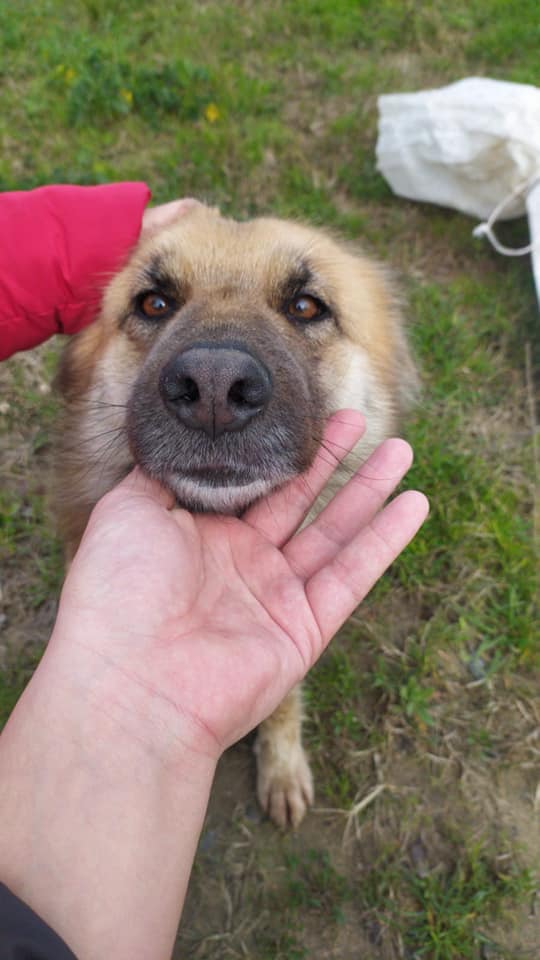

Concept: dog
[[54, 202, 417, 827]]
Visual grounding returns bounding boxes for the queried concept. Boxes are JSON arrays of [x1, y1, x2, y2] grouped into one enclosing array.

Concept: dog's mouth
[[163, 465, 285, 514], [127, 336, 322, 513], [126, 412, 300, 512], [122, 421, 297, 511], [182, 464, 255, 486]]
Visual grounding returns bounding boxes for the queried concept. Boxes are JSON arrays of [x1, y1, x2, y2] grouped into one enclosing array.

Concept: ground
[[0, 2, 538, 958]]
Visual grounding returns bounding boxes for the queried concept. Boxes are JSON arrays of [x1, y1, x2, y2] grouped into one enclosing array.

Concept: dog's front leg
[[254, 684, 313, 828]]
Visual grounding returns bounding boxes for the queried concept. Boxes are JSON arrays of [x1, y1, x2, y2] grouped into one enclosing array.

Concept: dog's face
[[58, 204, 416, 527]]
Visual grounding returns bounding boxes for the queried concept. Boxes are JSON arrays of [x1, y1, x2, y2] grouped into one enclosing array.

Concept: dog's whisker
[[311, 450, 359, 482], [64, 429, 128, 482], [313, 438, 354, 467], [312, 434, 360, 458], [95, 437, 132, 490], [297, 473, 319, 507], [83, 400, 129, 411], [60, 426, 127, 452]]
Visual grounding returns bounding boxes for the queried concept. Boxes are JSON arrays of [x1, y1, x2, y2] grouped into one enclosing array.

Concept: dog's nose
[[159, 346, 272, 438]]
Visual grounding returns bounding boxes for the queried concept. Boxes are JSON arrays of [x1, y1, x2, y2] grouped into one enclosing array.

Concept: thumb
[[104, 467, 175, 511]]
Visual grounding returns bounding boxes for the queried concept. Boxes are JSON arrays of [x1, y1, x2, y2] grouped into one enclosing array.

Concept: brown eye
[[138, 292, 174, 319], [286, 294, 328, 323]]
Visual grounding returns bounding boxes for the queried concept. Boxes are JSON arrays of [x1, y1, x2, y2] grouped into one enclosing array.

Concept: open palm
[[55, 412, 428, 762]]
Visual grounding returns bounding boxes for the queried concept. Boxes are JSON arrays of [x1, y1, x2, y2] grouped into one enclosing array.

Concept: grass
[[402, 854, 533, 960], [359, 840, 534, 960], [284, 848, 352, 924], [0, 646, 43, 722], [0, 1, 538, 957]]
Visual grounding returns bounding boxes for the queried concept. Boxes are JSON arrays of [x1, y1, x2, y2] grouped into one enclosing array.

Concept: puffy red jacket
[[0, 182, 150, 360]]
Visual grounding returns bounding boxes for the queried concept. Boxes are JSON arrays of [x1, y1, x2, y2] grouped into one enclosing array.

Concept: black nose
[[159, 345, 272, 438]]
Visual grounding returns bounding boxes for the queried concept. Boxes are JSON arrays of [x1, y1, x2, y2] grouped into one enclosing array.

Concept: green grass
[[0, 489, 63, 608], [359, 841, 534, 960], [400, 276, 537, 666], [1, 345, 64, 612], [402, 854, 533, 960], [1, 1, 538, 957], [285, 848, 351, 923], [306, 650, 370, 804], [256, 847, 352, 959], [2, 0, 540, 200], [0, 647, 43, 723]]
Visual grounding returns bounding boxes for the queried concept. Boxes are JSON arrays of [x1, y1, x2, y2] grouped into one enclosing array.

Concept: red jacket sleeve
[[0, 182, 151, 360]]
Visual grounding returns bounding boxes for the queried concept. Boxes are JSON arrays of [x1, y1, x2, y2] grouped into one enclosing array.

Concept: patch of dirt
[[483, 767, 540, 957]]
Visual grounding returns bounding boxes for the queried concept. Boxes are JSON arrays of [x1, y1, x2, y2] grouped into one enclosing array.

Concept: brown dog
[[55, 203, 417, 827]]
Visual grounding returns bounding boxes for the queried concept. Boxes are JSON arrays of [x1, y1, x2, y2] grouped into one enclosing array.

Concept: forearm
[[0, 182, 150, 359], [0, 632, 217, 960]]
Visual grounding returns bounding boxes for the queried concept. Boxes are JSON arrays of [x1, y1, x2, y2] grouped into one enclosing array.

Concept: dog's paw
[[255, 742, 314, 829]]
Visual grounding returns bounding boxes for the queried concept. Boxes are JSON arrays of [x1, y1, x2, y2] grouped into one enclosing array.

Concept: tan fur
[[54, 203, 417, 826]]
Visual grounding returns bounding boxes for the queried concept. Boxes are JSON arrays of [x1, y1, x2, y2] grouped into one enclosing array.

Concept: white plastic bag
[[376, 77, 540, 308], [525, 181, 540, 308], [376, 77, 540, 219]]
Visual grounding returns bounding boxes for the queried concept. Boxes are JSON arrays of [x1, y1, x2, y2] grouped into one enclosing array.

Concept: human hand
[[50, 411, 428, 765], [140, 197, 201, 237], [0, 413, 427, 959]]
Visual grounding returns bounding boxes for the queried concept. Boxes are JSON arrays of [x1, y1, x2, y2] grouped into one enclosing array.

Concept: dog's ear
[[54, 323, 105, 400]]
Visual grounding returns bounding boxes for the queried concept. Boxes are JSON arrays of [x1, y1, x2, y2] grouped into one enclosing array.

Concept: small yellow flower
[[120, 88, 133, 106], [204, 102, 220, 124], [64, 67, 76, 84]]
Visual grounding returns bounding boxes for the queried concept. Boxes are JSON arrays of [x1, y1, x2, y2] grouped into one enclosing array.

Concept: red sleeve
[[0, 182, 151, 360]]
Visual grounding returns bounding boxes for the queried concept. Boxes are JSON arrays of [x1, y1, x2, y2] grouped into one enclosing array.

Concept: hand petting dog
[[0, 413, 427, 960], [54, 199, 418, 825]]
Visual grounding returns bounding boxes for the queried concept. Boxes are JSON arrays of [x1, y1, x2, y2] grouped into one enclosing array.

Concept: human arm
[[0, 414, 428, 960], [0, 184, 197, 360]]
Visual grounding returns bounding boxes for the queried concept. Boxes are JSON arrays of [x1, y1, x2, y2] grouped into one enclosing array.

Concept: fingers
[[306, 490, 429, 651], [284, 438, 413, 579], [104, 467, 175, 510], [140, 198, 201, 236], [244, 409, 365, 546]]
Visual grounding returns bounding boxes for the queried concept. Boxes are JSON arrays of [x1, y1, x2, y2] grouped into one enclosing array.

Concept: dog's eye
[[286, 294, 328, 323], [137, 292, 175, 320]]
